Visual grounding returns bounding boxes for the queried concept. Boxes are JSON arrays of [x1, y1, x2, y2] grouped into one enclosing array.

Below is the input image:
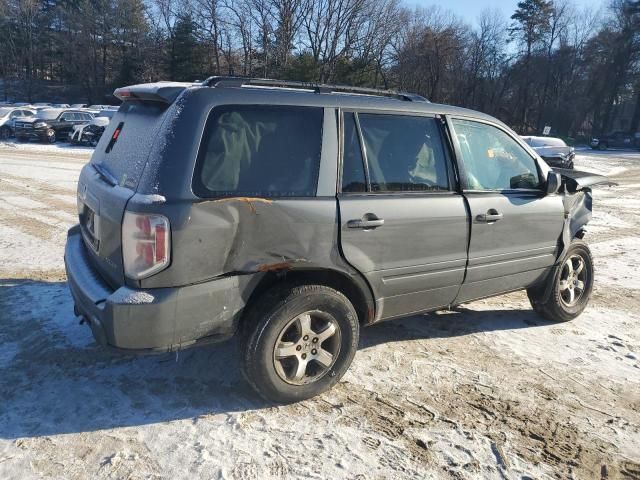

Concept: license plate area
[[81, 205, 100, 252]]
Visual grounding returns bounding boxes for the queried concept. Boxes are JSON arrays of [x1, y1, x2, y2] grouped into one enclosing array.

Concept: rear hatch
[[77, 85, 187, 287]]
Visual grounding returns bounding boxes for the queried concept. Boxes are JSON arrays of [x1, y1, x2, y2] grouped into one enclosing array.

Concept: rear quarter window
[[193, 105, 323, 198]]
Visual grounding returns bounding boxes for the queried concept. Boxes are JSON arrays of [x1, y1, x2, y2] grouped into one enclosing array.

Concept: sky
[[408, 0, 606, 27]]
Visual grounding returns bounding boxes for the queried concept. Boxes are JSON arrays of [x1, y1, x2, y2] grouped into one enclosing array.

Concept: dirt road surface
[[0, 142, 639, 479]]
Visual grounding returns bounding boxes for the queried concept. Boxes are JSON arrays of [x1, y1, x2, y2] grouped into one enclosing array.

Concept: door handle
[[347, 214, 385, 229], [476, 209, 503, 222]]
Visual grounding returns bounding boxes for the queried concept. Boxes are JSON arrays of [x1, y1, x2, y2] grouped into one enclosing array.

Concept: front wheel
[[0, 126, 11, 140], [45, 129, 56, 143], [527, 240, 594, 322], [242, 284, 359, 403]]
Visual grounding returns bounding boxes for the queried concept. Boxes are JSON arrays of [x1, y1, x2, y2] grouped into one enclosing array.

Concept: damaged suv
[[65, 78, 611, 403]]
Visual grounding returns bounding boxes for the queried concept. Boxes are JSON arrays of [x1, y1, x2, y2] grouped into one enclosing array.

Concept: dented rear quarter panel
[[139, 197, 349, 289]]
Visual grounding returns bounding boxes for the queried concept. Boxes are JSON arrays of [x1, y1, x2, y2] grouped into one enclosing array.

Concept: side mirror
[[546, 172, 562, 194]]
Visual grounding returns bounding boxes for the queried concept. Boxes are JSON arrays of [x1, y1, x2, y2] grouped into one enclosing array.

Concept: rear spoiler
[[113, 82, 193, 103], [553, 167, 618, 192]]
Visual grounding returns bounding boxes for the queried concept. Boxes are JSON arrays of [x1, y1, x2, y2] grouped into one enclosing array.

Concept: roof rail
[[202, 76, 429, 102]]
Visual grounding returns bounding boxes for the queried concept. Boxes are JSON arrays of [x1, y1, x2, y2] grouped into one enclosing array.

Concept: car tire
[[45, 129, 56, 143], [16, 136, 28, 143], [0, 126, 10, 140], [598, 143, 608, 151], [241, 284, 359, 403], [527, 240, 593, 322]]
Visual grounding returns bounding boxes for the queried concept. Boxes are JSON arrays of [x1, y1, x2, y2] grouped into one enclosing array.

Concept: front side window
[[452, 119, 541, 191], [358, 114, 449, 192], [194, 105, 323, 198]]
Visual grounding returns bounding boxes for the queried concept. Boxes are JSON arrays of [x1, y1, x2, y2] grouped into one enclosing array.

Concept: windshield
[[37, 109, 63, 120], [0, 108, 12, 117]]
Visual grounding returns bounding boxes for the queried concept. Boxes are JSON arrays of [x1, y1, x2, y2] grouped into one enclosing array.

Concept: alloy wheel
[[272, 311, 341, 385], [558, 254, 587, 307]]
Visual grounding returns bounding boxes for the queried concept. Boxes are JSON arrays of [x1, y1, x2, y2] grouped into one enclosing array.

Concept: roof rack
[[202, 76, 429, 102]]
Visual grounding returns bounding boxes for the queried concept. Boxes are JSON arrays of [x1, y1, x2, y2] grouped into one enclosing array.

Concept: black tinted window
[[195, 105, 323, 198], [358, 114, 449, 192], [342, 113, 366, 193]]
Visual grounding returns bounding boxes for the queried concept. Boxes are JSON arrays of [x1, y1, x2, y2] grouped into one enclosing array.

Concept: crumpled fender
[[537, 167, 615, 302], [536, 189, 593, 303]]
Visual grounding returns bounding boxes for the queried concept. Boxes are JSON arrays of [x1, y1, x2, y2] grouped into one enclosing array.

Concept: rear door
[[448, 117, 564, 303], [338, 111, 469, 320]]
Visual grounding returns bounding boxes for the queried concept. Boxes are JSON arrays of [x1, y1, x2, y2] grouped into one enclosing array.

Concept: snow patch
[[131, 193, 167, 204], [0, 140, 94, 155], [591, 236, 640, 290], [109, 289, 155, 305]]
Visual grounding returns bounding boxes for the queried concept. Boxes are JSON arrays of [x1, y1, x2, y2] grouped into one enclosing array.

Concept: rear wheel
[[0, 126, 10, 140], [598, 142, 608, 151], [242, 284, 359, 403], [528, 240, 593, 322]]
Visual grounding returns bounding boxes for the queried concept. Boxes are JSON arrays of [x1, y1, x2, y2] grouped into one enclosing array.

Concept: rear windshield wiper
[[92, 163, 117, 186]]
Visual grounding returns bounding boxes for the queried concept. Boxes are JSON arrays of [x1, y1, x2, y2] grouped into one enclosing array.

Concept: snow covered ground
[[0, 146, 639, 479]]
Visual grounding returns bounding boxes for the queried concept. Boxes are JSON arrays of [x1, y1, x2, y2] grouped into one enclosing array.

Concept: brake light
[[122, 212, 170, 279], [106, 122, 124, 153]]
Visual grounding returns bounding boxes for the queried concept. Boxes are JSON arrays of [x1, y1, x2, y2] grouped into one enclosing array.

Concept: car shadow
[[0, 278, 549, 439], [359, 305, 551, 350]]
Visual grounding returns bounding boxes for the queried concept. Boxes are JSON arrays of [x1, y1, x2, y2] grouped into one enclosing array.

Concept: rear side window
[[194, 105, 323, 198], [358, 114, 450, 192]]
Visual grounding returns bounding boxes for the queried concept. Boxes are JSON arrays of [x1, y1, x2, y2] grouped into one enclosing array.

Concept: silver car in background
[[522, 136, 575, 169]]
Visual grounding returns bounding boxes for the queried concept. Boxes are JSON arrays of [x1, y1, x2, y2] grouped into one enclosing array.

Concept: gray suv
[[64, 77, 609, 403]]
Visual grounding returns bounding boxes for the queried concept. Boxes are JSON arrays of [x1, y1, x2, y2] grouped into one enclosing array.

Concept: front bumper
[[15, 128, 48, 140], [542, 156, 574, 169], [64, 226, 245, 352]]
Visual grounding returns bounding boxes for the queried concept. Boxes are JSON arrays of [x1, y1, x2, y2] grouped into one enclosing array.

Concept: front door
[[448, 117, 565, 303], [338, 111, 469, 320]]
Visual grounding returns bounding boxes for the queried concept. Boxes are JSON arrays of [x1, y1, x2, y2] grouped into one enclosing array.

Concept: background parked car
[[522, 136, 575, 169], [590, 131, 639, 150], [68, 110, 114, 145], [0, 107, 36, 139], [15, 109, 94, 143]]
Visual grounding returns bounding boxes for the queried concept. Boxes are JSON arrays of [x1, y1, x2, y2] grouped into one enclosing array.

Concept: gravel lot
[[0, 141, 639, 479]]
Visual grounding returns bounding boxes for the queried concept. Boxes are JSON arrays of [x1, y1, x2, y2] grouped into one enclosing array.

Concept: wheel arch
[[240, 267, 376, 330]]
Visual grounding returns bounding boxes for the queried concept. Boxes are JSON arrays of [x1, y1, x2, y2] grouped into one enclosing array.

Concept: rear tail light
[[122, 211, 170, 279]]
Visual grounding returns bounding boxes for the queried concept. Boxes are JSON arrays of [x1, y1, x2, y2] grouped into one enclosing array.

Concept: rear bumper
[[64, 225, 245, 353]]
